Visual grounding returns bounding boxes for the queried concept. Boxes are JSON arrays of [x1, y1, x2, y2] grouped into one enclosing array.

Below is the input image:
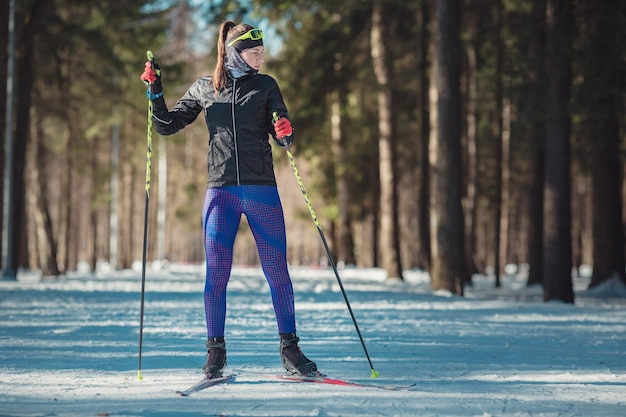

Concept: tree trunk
[[371, 0, 403, 280], [369, 147, 380, 268], [464, 10, 479, 278], [492, 0, 504, 287], [331, 92, 356, 266], [0, 1, 7, 251], [583, 0, 626, 287], [500, 98, 511, 275], [89, 140, 99, 272], [31, 99, 60, 275], [429, 0, 466, 295], [11, 1, 53, 271], [119, 159, 133, 269], [525, 0, 547, 287], [543, 0, 574, 303], [417, 0, 431, 271]]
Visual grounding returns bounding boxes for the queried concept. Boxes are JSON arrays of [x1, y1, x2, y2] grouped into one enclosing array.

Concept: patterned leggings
[[202, 185, 296, 337]]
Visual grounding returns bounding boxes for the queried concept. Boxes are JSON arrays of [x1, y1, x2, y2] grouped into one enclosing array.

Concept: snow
[[1, 264, 625, 416]]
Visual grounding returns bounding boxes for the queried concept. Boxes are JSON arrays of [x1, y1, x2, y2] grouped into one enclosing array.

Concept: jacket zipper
[[231, 78, 241, 185]]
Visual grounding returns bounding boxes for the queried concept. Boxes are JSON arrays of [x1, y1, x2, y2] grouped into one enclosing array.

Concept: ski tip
[[370, 369, 380, 378]]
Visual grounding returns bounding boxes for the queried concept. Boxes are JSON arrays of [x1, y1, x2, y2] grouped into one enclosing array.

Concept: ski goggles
[[227, 28, 264, 48]]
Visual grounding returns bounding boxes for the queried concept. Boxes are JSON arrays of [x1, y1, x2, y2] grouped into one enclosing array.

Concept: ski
[[274, 373, 416, 391], [176, 374, 234, 396], [201, 369, 416, 392]]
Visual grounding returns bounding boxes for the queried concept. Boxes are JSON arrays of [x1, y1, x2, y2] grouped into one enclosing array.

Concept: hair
[[213, 21, 255, 91]]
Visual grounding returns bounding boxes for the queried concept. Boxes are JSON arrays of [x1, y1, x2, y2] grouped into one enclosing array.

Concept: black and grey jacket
[[150, 73, 292, 188]]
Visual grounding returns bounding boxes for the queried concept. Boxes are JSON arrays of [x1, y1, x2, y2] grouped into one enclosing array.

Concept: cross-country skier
[[140, 21, 318, 379]]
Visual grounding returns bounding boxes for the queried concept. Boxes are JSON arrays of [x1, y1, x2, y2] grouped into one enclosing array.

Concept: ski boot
[[280, 333, 318, 376], [203, 337, 226, 379]]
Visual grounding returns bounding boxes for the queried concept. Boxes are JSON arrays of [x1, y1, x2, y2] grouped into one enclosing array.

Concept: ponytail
[[213, 21, 236, 91], [212, 21, 255, 91]]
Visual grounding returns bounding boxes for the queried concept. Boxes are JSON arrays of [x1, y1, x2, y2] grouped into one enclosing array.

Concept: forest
[[0, 0, 624, 303]]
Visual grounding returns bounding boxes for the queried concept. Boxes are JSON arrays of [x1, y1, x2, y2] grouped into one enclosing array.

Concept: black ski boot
[[279, 333, 318, 376], [202, 337, 226, 379]]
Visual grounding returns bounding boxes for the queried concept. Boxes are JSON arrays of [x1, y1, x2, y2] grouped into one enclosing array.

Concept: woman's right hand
[[141, 61, 162, 93]]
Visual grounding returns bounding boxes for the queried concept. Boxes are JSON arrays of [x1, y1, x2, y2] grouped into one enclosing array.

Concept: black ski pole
[[138, 50, 157, 380], [273, 112, 379, 378]]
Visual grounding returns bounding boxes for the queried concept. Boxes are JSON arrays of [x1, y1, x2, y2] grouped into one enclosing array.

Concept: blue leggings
[[202, 185, 296, 337]]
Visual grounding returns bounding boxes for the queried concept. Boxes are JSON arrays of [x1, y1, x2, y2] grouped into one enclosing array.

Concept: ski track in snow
[[1, 265, 625, 416]]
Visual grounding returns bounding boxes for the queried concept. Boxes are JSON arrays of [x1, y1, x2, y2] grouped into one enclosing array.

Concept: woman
[[140, 21, 318, 378]]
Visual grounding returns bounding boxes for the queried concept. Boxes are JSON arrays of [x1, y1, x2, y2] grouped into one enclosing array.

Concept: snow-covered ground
[[1, 264, 625, 416]]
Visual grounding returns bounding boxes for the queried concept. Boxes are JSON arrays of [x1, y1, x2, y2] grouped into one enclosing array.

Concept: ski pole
[[272, 112, 379, 378], [138, 50, 157, 380]]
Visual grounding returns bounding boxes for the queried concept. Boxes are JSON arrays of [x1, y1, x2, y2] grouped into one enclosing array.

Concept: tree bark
[[464, 8, 479, 278], [371, 0, 403, 280], [0, 1, 7, 247], [430, 0, 467, 295], [583, 0, 626, 287], [417, 0, 431, 271], [543, 0, 574, 303], [525, 0, 547, 287], [493, 0, 504, 287], [331, 92, 356, 266], [11, 0, 53, 271], [31, 99, 60, 275]]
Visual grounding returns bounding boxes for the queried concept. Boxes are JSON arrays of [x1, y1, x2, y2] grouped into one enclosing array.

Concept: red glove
[[274, 117, 293, 139], [141, 61, 162, 87]]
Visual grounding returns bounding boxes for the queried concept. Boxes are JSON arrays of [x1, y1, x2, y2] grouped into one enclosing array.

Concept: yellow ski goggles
[[227, 28, 264, 47]]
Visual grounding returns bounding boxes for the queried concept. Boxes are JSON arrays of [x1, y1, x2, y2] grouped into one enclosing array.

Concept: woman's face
[[240, 46, 265, 71]]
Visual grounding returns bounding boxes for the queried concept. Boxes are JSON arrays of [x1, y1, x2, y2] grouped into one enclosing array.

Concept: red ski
[[275, 373, 416, 391]]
